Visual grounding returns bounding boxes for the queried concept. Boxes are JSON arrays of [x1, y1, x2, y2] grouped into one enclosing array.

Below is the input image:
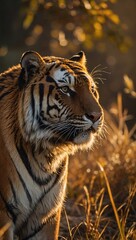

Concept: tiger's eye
[[61, 86, 69, 93]]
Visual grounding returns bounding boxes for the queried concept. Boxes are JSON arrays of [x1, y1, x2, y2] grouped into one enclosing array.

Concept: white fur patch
[[50, 68, 75, 90]]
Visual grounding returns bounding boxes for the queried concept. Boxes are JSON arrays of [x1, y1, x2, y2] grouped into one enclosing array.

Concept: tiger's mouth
[[44, 118, 103, 146], [72, 118, 103, 145], [48, 126, 95, 146], [73, 127, 95, 144]]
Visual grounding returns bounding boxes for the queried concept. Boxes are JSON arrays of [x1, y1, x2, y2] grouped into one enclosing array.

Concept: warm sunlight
[[0, 1, 135, 239]]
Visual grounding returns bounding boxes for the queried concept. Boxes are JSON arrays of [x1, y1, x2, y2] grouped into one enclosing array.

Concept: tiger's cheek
[[48, 108, 60, 120]]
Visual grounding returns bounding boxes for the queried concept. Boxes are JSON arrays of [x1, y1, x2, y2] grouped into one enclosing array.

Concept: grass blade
[[97, 161, 126, 240], [0, 222, 11, 238]]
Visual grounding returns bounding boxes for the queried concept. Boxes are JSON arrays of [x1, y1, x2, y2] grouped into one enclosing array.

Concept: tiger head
[[18, 51, 104, 152]]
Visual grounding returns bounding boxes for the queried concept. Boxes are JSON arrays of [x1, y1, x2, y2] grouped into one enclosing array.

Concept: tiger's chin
[[73, 130, 94, 145], [69, 131, 96, 153], [72, 123, 103, 150]]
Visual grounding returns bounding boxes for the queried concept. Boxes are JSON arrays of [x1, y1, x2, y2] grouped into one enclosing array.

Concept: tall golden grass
[[0, 222, 11, 239], [60, 94, 136, 240]]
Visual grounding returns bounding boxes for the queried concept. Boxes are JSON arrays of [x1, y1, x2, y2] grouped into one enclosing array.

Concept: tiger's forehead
[[49, 64, 75, 87], [46, 61, 93, 87]]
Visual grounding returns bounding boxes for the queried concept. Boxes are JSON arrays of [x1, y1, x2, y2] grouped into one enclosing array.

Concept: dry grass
[[0, 222, 11, 238], [0, 95, 135, 240], [60, 94, 136, 240]]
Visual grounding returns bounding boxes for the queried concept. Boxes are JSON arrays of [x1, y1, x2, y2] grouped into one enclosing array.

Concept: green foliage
[[0, 0, 131, 59], [21, 0, 129, 51]]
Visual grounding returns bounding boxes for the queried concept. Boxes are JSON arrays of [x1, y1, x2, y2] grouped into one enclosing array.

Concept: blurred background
[[0, 0, 135, 130]]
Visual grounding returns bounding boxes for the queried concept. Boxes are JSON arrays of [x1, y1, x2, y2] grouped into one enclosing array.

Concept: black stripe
[[6, 72, 15, 80], [16, 174, 57, 237], [0, 86, 5, 92], [59, 108, 68, 118], [46, 85, 61, 117], [22, 223, 44, 240], [9, 178, 18, 205], [6, 203, 18, 223], [0, 77, 5, 83], [55, 62, 61, 68], [0, 191, 17, 223], [16, 141, 36, 180], [57, 79, 66, 83], [60, 67, 67, 72], [37, 115, 48, 129], [18, 68, 25, 90], [21, 210, 58, 240], [46, 63, 55, 75], [0, 90, 13, 100], [64, 72, 70, 77], [46, 75, 55, 83], [21, 90, 26, 133], [68, 76, 71, 84], [16, 140, 52, 185], [31, 84, 35, 118], [55, 93, 59, 101], [47, 104, 60, 114], [39, 83, 44, 111], [69, 88, 76, 97], [47, 85, 54, 115], [16, 161, 66, 237], [16, 170, 32, 205], [32, 152, 47, 172]]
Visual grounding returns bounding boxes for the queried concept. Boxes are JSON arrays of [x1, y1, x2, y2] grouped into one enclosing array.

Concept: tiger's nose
[[85, 112, 102, 123]]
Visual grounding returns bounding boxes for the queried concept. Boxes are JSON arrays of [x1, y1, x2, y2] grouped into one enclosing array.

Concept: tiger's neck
[[0, 86, 72, 176], [19, 138, 68, 173]]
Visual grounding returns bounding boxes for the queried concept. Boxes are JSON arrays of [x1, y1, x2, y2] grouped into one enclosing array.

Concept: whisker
[[90, 65, 110, 84], [91, 65, 109, 75], [91, 64, 102, 75], [54, 126, 73, 144], [63, 126, 75, 142]]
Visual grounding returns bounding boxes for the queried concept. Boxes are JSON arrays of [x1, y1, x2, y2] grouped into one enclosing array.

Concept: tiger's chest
[[8, 155, 68, 233]]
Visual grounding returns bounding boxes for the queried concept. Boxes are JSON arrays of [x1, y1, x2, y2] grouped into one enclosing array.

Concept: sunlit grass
[[97, 162, 126, 240], [60, 94, 136, 239], [0, 222, 11, 238]]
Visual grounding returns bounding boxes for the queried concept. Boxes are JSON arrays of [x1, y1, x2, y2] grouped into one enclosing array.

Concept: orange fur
[[0, 51, 104, 239]]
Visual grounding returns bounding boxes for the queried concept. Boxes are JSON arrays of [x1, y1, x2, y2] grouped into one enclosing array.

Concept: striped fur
[[0, 51, 104, 239]]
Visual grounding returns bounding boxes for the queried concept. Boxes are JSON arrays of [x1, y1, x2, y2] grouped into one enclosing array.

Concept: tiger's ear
[[70, 51, 86, 66], [19, 51, 44, 88]]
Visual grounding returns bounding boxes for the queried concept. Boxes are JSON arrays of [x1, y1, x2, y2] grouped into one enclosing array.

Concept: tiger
[[0, 51, 104, 240]]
